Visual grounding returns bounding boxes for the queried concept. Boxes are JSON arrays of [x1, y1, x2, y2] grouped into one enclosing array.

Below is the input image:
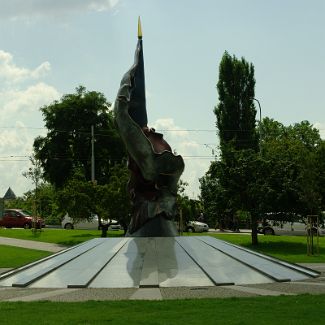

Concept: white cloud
[[0, 50, 60, 197], [0, 82, 59, 121], [0, 122, 42, 198], [152, 118, 189, 139], [0, 50, 51, 84], [314, 122, 325, 140], [152, 118, 212, 198], [0, 0, 120, 20]]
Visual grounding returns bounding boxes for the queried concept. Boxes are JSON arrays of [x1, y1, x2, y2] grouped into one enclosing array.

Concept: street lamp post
[[252, 98, 262, 152], [251, 97, 263, 245], [252, 98, 262, 126]]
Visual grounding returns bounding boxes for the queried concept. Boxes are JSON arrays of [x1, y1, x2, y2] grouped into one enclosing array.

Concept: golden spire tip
[[138, 16, 142, 39]]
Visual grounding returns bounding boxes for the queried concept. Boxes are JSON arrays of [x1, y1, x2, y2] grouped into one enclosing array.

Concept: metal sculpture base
[[0, 237, 319, 289]]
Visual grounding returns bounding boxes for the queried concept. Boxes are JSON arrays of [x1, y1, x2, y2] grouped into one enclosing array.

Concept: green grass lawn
[[183, 232, 325, 263], [0, 245, 51, 268], [212, 233, 325, 263], [0, 228, 124, 246], [0, 295, 324, 325]]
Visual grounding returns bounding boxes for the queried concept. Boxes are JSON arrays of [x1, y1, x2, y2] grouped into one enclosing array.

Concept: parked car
[[176, 220, 209, 233], [0, 209, 45, 229], [258, 220, 319, 236], [61, 214, 121, 230], [187, 221, 209, 232]]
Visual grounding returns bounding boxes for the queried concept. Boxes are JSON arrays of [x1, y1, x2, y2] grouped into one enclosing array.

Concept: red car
[[0, 209, 45, 229]]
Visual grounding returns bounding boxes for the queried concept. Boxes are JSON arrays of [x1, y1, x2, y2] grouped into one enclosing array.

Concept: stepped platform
[[0, 237, 319, 288]]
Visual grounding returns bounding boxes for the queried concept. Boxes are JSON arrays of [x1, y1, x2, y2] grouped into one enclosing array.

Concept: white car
[[258, 220, 319, 236], [175, 221, 209, 232], [186, 221, 209, 232], [61, 214, 121, 230], [175, 220, 209, 233]]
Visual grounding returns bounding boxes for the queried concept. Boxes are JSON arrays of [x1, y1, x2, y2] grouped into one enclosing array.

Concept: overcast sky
[[0, 0, 324, 199]]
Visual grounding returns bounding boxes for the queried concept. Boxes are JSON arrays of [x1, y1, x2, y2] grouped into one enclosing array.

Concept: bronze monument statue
[[114, 18, 184, 236]]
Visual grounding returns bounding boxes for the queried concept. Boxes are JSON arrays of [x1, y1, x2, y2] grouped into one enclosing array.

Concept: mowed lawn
[[0, 245, 51, 268], [0, 228, 124, 246], [213, 233, 325, 263], [0, 295, 324, 325], [186, 232, 325, 263]]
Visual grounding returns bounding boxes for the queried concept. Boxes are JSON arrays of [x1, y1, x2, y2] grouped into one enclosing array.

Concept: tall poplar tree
[[214, 52, 259, 244], [215, 51, 258, 153]]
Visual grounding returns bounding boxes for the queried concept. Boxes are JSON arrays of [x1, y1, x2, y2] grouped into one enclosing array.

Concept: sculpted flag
[[119, 17, 147, 128], [114, 18, 184, 236]]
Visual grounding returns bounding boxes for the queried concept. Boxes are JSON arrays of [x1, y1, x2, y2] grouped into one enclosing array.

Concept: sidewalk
[[0, 236, 68, 252]]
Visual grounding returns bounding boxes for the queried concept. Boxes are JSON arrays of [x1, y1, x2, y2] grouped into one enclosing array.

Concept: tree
[[56, 163, 131, 235], [200, 161, 227, 229], [202, 116, 325, 244], [56, 169, 96, 221], [177, 180, 202, 223], [33, 86, 125, 188], [215, 51, 258, 152], [316, 141, 325, 211], [6, 184, 60, 225], [97, 163, 131, 233], [260, 119, 323, 217], [213, 52, 259, 244], [22, 155, 44, 230]]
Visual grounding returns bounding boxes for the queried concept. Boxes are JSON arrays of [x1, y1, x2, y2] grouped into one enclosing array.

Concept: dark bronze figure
[[114, 18, 184, 236]]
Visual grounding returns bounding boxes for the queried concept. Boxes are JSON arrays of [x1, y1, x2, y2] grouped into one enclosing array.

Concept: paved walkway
[[0, 236, 68, 252], [1, 277, 325, 301], [1, 236, 325, 301]]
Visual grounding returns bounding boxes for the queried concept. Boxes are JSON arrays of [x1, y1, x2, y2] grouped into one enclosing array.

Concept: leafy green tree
[[33, 86, 125, 188], [97, 163, 131, 232], [212, 52, 259, 244], [6, 184, 60, 225], [316, 141, 325, 212], [260, 119, 323, 217], [202, 117, 325, 235], [215, 51, 258, 152], [24, 184, 60, 224], [259, 117, 286, 143], [206, 52, 325, 245], [56, 163, 131, 235], [56, 169, 96, 222], [287, 121, 321, 149], [199, 163, 221, 228], [176, 180, 203, 232]]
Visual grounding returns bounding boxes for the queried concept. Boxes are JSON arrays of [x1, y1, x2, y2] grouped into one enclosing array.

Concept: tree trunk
[[101, 224, 108, 238], [251, 215, 258, 246]]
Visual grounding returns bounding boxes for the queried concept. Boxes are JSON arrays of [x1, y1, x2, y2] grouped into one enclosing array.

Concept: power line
[[0, 126, 218, 134], [0, 159, 29, 162], [1, 125, 324, 133], [0, 155, 216, 162]]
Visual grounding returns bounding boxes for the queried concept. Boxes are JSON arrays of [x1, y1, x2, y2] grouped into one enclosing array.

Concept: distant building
[[3, 187, 16, 200]]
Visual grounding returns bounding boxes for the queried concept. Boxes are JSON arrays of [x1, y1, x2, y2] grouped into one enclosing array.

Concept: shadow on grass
[[57, 232, 125, 246], [245, 240, 323, 256], [30, 229, 44, 239], [71, 233, 95, 238]]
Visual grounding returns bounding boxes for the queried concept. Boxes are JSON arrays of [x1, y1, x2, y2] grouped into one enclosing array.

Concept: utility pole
[[91, 125, 95, 183]]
